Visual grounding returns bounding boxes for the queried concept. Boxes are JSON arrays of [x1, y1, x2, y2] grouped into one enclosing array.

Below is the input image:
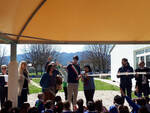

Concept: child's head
[[38, 93, 44, 100], [138, 106, 149, 113], [87, 101, 95, 111], [118, 105, 129, 113], [27, 107, 39, 113], [95, 100, 103, 112], [114, 95, 124, 105], [10, 107, 19, 113], [136, 98, 146, 106], [54, 102, 63, 113], [20, 103, 30, 112], [63, 101, 70, 110], [144, 96, 149, 104], [2, 100, 12, 110], [77, 99, 84, 107], [55, 96, 62, 103], [44, 100, 53, 110]]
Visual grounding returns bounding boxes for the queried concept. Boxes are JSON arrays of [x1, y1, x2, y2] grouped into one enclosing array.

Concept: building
[[111, 44, 150, 83]]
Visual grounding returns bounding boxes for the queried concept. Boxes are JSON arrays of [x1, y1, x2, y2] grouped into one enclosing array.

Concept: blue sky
[[1, 44, 85, 56]]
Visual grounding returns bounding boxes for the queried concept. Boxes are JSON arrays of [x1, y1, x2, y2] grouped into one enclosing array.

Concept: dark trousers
[[0, 86, 5, 107], [84, 89, 95, 105], [121, 85, 132, 99], [63, 87, 68, 100], [138, 84, 149, 97], [18, 89, 28, 108], [4, 87, 8, 101]]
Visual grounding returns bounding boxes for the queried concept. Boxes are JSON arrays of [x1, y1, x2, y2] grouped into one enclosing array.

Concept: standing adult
[[81, 65, 95, 105], [40, 64, 58, 102], [67, 56, 80, 110], [0, 65, 7, 107], [117, 58, 134, 99], [18, 61, 30, 107], [51, 61, 62, 94], [45, 56, 52, 72], [135, 61, 150, 97], [1, 65, 8, 102], [57, 64, 68, 100]]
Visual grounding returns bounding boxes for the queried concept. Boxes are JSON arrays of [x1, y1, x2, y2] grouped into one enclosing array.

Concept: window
[[145, 48, 150, 53], [135, 47, 150, 68], [136, 57, 139, 68], [146, 55, 150, 67], [136, 50, 144, 55]]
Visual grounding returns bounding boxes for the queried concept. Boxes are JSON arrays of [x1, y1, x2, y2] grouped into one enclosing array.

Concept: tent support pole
[[10, 44, 17, 61], [8, 43, 18, 107]]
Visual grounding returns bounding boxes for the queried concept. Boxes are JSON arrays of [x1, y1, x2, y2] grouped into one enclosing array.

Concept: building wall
[[111, 44, 150, 82]]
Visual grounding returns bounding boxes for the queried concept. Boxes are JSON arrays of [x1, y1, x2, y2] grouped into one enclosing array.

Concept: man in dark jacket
[[117, 58, 134, 99], [67, 55, 80, 110], [135, 61, 150, 97]]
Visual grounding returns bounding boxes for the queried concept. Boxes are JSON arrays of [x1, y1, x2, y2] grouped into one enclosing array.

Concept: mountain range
[[4, 52, 83, 65]]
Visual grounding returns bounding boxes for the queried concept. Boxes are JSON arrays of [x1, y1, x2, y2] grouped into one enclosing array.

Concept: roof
[[1, 0, 150, 44]]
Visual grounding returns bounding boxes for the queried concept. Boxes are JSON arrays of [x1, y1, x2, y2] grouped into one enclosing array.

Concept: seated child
[[76, 99, 86, 113], [145, 97, 150, 112], [138, 106, 149, 113], [62, 101, 72, 113], [28, 107, 39, 113], [35, 93, 44, 113], [84, 101, 97, 113], [109, 95, 124, 113], [95, 100, 108, 113], [55, 96, 62, 105], [41, 100, 54, 113], [19, 103, 30, 113], [53, 102, 63, 113], [118, 105, 129, 113]]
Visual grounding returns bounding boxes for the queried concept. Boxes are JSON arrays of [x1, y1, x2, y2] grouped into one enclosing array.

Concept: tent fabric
[[1, 0, 150, 44]]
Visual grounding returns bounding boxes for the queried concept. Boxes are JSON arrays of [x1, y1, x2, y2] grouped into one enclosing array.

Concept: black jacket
[[67, 64, 80, 83], [118, 65, 134, 87], [135, 67, 150, 86]]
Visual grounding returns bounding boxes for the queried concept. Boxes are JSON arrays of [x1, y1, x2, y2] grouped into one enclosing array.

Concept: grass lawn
[[32, 78, 41, 84], [30, 78, 139, 100], [29, 72, 44, 76], [29, 84, 42, 94], [30, 78, 119, 94]]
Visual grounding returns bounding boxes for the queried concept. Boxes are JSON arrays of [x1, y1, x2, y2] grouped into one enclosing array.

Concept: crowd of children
[[1, 92, 150, 113]]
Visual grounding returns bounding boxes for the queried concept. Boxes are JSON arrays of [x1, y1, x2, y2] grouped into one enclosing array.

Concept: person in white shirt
[[0, 65, 8, 106]]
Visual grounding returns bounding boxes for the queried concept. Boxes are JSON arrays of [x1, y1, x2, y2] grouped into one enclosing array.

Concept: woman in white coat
[[18, 61, 30, 107]]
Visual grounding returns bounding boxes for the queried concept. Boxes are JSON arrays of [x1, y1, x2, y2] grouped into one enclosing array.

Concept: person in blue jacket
[[40, 64, 57, 101], [109, 95, 124, 113], [81, 65, 95, 105], [121, 88, 147, 113], [117, 58, 134, 99]]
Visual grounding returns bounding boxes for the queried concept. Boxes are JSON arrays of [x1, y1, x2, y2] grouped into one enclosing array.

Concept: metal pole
[[10, 44, 17, 61], [8, 43, 18, 107]]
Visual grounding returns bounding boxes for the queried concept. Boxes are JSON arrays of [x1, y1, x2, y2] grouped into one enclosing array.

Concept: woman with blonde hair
[[18, 61, 30, 107]]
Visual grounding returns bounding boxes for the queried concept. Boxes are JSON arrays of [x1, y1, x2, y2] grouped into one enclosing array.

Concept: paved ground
[[28, 90, 121, 109]]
